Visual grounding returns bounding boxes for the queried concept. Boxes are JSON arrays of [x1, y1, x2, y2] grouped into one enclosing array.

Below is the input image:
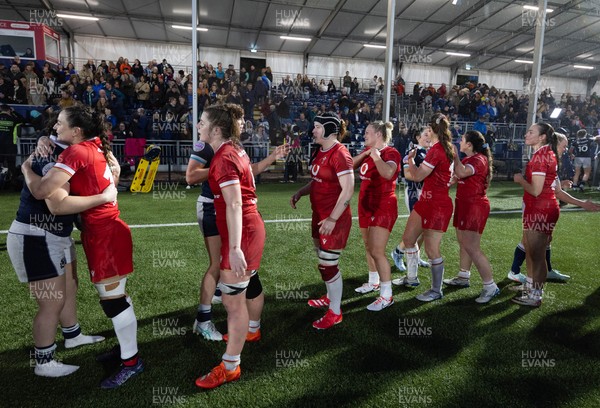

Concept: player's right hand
[[290, 193, 300, 209]]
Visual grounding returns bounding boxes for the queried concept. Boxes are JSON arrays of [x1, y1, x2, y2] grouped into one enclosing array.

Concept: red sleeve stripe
[[337, 170, 353, 177], [422, 160, 435, 169], [466, 164, 475, 174]]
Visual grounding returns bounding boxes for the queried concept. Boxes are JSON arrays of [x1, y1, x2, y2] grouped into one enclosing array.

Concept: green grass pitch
[[0, 182, 599, 408]]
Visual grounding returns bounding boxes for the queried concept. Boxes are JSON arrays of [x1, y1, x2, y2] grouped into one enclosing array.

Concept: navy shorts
[[196, 198, 219, 237]]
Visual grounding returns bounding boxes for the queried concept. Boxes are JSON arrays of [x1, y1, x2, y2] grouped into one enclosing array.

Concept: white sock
[[222, 353, 240, 371], [406, 246, 419, 279], [368, 271, 379, 285], [326, 272, 343, 315], [526, 276, 533, 290], [112, 298, 138, 360], [395, 245, 404, 255], [248, 320, 260, 333], [380, 281, 392, 299], [458, 270, 471, 279]]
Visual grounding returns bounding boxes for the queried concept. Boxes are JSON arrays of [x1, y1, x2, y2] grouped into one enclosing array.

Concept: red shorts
[[217, 211, 266, 271], [414, 197, 453, 232], [81, 217, 133, 283], [523, 203, 559, 236], [358, 196, 398, 232], [312, 210, 352, 250], [453, 199, 490, 234]]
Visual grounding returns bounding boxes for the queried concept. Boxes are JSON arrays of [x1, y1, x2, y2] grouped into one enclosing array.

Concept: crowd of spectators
[[1, 54, 598, 151], [395, 75, 600, 137]]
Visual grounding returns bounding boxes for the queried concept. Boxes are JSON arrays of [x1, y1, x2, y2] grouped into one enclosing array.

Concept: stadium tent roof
[[2, 0, 599, 79]]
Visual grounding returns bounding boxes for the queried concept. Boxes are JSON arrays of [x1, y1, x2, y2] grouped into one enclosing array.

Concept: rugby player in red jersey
[[290, 113, 354, 329], [194, 103, 267, 389], [443, 130, 499, 303], [22, 105, 142, 389], [400, 113, 454, 302], [352, 121, 401, 311]]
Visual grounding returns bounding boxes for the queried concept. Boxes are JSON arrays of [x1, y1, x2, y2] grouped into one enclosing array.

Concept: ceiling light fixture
[[515, 59, 534, 64], [364, 44, 386, 49], [446, 51, 470, 57], [172, 25, 208, 31], [280, 36, 311, 42], [56, 14, 99, 21], [522, 5, 553, 12], [573, 65, 594, 69]]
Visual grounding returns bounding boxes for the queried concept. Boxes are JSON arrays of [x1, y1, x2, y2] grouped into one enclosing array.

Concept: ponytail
[[535, 122, 557, 163], [336, 118, 347, 142], [430, 113, 454, 162], [465, 130, 493, 184]]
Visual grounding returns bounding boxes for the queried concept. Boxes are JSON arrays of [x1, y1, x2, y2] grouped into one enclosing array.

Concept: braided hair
[[430, 112, 454, 162], [464, 130, 493, 184], [62, 104, 111, 162]]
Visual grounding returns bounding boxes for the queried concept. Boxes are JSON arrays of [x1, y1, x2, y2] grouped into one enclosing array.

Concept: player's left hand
[[35, 136, 55, 158], [582, 200, 600, 212], [513, 173, 524, 184], [318, 217, 336, 235], [229, 247, 248, 277], [370, 147, 381, 160]]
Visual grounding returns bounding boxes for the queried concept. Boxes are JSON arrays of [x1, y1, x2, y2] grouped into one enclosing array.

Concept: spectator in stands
[[105, 107, 117, 129], [393, 123, 411, 156], [242, 83, 256, 120], [267, 104, 281, 144], [157, 59, 173, 75], [251, 123, 270, 163], [277, 97, 292, 125], [255, 77, 268, 106], [11, 78, 27, 104], [474, 115, 487, 136], [82, 84, 95, 107], [248, 65, 259, 84], [64, 63, 77, 82], [412, 82, 422, 103], [318, 79, 327, 94], [327, 79, 336, 95], [135, 75, 150, 107], [0, 104, 22, 175], [226, 85, 242, 106], [131, 108, 149, 139], [351, 78, 360, 95], [343, 71, 352, 94], [0, 76, 13, 103], [96, 95, 109, 113], [369, 76, 378, 95], [148, 84, 164, 109], [295, 112, 310, 135]]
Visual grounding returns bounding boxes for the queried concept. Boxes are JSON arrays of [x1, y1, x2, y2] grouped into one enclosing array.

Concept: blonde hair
[[369, 121, 394, 144]]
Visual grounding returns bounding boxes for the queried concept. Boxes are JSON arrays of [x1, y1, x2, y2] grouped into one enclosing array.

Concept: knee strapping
[[318, 248, 341, 281], [318, 248, 340, 266], [246, 272, 263, 299], [218, 280, 250, 296], [95, 277, 127, 298], [100, 296, 130, 318]]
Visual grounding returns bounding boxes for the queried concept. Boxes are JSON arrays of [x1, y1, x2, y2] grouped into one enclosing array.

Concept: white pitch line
[[0, 208, 586, 234]]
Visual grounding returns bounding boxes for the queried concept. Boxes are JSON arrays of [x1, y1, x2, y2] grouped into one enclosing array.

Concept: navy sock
[[511, 243, 526, 274], [34, 343, 56, 365], [61, 323, 81, 339], [196, 304, 211, 323]]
